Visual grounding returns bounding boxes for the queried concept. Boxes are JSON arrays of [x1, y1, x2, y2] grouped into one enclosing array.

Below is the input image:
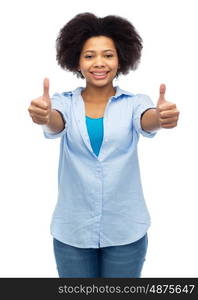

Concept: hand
[[156, 84, 180, 129], [28, 78, 52, 125]]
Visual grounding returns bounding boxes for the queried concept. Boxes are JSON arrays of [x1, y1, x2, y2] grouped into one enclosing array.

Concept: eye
[[84, 54, 113, 59]]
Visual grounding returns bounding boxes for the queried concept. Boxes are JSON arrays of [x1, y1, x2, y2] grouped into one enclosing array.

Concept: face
[[78, 36, 120, 88]]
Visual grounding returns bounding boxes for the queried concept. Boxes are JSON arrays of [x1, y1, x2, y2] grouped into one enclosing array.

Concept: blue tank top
[[85, 116, 104, 156]]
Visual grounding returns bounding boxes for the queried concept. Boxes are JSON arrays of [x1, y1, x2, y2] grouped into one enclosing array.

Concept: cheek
[[79, 58, 87, 69], [80, 62, 91, 72], [110, 60, 119, 69]]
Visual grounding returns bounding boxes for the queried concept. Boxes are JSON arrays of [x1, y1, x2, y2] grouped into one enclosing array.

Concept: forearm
[[141, 108, 161, 132], [42, 109, 65, 133]]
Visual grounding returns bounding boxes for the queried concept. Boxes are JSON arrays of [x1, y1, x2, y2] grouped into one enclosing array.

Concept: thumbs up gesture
[[28, 78, 52, 125], [156, 84, 180, 129]]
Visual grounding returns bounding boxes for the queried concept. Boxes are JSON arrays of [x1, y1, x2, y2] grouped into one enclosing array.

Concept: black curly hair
[[56, 12, 143, 79]]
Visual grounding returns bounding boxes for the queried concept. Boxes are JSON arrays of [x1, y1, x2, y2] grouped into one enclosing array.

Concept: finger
[[159, 83, 166, 100], [30, 99, 48, 110], [161, 122, 178, 129], [32, 115, 49, 124], [158, 103, 176, 112], [160, 116, 178, 124], [157, 83, 166, 107], [43, 77, 50, 99], [28, 105, 49, 116], [160, 109, 179, 118]]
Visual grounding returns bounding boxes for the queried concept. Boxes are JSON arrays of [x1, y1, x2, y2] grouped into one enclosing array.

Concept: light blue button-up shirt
[[43, 85, 157, 248]]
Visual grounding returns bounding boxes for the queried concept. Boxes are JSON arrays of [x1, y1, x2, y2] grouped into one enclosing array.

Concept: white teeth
[[93, 72, 107, 75]]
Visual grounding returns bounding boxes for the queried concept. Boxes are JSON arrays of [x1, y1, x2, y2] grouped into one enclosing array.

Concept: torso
[[82, 98, 108, 118], [81, 88, 115, 119]]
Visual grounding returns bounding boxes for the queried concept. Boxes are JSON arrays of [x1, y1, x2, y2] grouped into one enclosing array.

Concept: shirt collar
[[70, 85, 133, 100]]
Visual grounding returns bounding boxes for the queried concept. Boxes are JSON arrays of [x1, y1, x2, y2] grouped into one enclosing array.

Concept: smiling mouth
[[90, 71, 110, 79]]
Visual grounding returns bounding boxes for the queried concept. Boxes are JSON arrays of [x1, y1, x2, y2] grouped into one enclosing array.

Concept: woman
[[28, 12, 179, 278]]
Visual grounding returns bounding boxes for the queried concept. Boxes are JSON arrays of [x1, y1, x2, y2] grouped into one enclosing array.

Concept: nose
[[93, 56, 105, 68]]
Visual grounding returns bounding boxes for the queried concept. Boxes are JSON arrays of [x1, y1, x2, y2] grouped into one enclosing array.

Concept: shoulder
[[117, 86, 155, 110], [127, 93, 153, 105], [116, 86, 151, 102], [52, 91, 72, 99], [52, 86, 83, 99]]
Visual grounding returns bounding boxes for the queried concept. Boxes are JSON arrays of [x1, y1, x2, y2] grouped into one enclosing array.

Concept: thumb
[[157, 83, 166, 106], [43, 77, 50, 101]]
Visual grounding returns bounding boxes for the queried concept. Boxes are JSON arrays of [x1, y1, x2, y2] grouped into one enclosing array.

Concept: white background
[[0, 0, 197, 277]]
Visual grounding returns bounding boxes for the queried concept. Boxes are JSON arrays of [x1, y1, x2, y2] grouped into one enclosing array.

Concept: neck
[[82, 83, 116, 103]]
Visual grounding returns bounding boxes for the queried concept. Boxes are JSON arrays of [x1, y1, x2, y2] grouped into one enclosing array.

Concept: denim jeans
[[53, 233, 148, 278]]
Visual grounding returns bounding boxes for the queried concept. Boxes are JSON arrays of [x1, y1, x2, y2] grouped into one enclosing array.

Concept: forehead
[[81, 36, 116, 51]]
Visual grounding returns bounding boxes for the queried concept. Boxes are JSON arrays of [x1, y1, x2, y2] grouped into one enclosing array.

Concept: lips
[[91, 71, 110, 79]]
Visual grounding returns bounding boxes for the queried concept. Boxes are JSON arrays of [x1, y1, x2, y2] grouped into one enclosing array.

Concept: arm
[[141, 108, 161, 132], [42, 109, 65, 134]]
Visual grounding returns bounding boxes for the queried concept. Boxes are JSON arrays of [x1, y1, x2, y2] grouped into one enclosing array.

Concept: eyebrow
[[83, 49, 115, 53]]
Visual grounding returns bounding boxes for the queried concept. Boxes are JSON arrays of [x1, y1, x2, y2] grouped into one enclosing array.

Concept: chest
[[84, 101, 108, 118], [69, 97, 135, 157]]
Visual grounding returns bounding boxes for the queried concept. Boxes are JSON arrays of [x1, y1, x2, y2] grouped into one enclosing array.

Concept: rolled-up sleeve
[[42, 92, 71, 139], [132, 94, 158, 138]]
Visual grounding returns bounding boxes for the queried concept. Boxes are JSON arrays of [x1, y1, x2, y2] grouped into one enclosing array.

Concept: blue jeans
[[53, 233, 148, 278]]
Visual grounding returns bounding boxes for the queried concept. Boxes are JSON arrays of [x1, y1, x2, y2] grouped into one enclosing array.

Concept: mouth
[[90, 71, 110, 79]]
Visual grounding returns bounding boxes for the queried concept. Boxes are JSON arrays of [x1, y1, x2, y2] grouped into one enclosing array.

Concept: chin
[[91, 81, 113, 88], [87, 77, 115, 86]]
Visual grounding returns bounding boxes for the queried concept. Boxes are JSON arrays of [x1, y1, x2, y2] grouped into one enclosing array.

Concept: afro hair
[[56, 12, 143, 79]]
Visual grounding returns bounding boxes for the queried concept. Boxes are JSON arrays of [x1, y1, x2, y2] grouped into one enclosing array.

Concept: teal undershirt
[[85, 116, 104, 157]]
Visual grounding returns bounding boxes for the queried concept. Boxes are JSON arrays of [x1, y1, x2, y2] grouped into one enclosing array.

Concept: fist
[[156, 84, 180, 129], [28, 78, 52, 125]]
